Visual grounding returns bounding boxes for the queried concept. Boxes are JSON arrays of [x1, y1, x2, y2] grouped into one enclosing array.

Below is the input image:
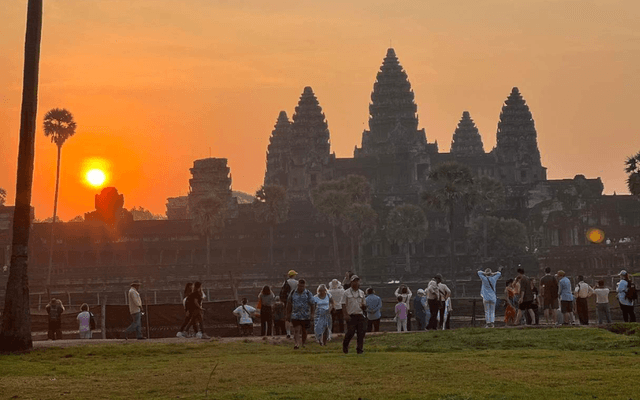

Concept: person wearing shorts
[[557, 270, 575, 325], [540, 267, 559, 324], [286, 279, 315, 350], [515, 268, 535, 325]]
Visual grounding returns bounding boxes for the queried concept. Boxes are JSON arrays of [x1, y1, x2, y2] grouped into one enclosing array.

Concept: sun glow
[[86, 169, 106, 187]]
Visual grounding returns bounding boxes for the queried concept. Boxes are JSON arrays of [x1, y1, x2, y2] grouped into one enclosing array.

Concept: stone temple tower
[[493, 87, 547, 184], [355, 48, 429, 157], [188, 158, 236, 216], [450, 111, 485, 157], [264, 111, 292, 187]]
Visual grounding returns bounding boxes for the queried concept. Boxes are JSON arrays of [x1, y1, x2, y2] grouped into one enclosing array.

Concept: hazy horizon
[[1, 0, 639, 220]]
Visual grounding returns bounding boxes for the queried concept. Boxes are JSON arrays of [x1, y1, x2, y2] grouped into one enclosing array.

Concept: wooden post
[[471, 298, 476, 327], [145, 303, 150, 339], [101, 302, 106, 339]]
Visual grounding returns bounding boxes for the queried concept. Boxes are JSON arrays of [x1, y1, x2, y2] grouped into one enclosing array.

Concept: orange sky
[[1, 0, 639, 221]]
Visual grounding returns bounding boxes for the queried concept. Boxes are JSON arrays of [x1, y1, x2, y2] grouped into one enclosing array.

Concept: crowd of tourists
[[42, 266, 636, 344], [484, 267, 637, 328]]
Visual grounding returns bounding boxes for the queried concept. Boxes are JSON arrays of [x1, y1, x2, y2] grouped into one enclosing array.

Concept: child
[[594, 279, 612, 324], [395, 296, 408, 332], [273, 296, 286, 335]]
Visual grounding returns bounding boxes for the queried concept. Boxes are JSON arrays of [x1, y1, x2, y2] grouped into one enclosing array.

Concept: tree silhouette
[[253, 185, 289, 268], [311, 175, 371, 273], [386, 204, 427, 273], [624, 151, 640, 196], [469, 217, 528, 261], [1, 0, 42, 353], [190, 195, 226, 278], [342, 203, 377, 274], [473, 176, 505, 258], [43, 107, 76, 293], [422, 162, 477, 273]]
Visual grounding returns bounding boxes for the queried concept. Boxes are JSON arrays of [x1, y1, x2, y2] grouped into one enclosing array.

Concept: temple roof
[[369, 48, 418, 134], [451, 111, 485, 157], [494, 87, 542, 165]]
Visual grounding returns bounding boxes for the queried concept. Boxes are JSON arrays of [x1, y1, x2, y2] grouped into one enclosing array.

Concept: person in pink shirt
[[395, 296, 408, 332]]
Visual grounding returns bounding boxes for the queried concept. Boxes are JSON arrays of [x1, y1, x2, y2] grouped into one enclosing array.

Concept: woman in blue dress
[[313, 284, 335, 346]]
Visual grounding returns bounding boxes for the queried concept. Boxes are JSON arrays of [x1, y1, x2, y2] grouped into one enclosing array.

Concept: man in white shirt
[[123, 281, 145, 340], [435, 274, 451, 329], [574, 275, 595, 325], [341, 275, 367, 354]]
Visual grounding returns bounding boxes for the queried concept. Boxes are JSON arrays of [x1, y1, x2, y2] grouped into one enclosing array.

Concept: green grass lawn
[[1, 325, 639, 400]]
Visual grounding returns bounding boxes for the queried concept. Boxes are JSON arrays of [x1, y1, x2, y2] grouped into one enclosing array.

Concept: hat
[[288, 269, 297, 277], [557, 270, 565, 276], [417, 289, 425, 295], [131, 281, 141, 287], [350, 274, 360, 282], [484, 268, 492, 274], [619, 270, 628, 276]]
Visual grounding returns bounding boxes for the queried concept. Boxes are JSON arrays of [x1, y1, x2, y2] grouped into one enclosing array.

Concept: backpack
[[279, 280, 291, 302], [626, 280, 638, 301], [89, 312, 96, 330]]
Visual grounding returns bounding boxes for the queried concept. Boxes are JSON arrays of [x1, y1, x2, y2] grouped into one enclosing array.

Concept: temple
[[1, 48, 639, 305]]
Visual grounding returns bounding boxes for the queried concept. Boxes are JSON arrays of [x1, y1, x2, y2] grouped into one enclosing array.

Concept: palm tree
[[422, 162, 477, 274], [342, 203, 377, 274], [311, 175, 371, 273], [190, 195, 226, 278], [43, 108, 76, 293], [1, 0, 43, 353], [473, 177, 505, 258], [253, 184, 289, 268], [386, 204, 427, 273], [624, 151, 640, 196]]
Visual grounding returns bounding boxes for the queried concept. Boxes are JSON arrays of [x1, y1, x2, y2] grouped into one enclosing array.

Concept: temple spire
[[451, 111, 485, 157], [493, 87, 546, 183], [264, 111, 291, 186], [368, 48, 418, 135], [291, 86, 330, 157]]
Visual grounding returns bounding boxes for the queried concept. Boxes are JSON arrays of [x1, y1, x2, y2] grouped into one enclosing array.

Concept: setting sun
[[86, 169, 106, 187]]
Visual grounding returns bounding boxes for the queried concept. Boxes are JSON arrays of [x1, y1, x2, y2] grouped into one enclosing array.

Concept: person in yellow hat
[[279, 270, 298, 338]]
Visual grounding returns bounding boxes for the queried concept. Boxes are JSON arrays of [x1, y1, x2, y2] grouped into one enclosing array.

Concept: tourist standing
[[258, 285, 275, 336], [426, 279, 441, 330], [312, 284, 334, 346], [515, 269, 535, 326], [435, 274, 451, 329], [342, 275, 367, 354], [413, 289, 427, 331], [540, 267, 559, 325], [478, 268, 502, 328], [365, 288, 382, 332], [594, 280, 612, 324], [342, 271, 355, 290], [273, 296, 286, 335], [557, 270, 575, 325], [286, 279, 315, 349], [574, 275, 595, 325], [328, 279, 345, 333], [395, 296, 408, 332], [177, 282, 193, 338], [504, 279, 516, 325], [123, 281, 145, 340], [45, 298, 64, 340], [233, 298, 257, 336], [617, 270, 637, 322], [185, 281, 210, 339], [280, 270, 299, 338], [394, 285, 412, 330], [76, 303, 92, 339]]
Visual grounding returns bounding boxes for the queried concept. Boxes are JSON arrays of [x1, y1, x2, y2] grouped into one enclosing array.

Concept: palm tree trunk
[[0, 0, 42, 353], [206, 235, 211, 279], [357, 237, 363, 276], [350, 236, 356, 272], [405, 243, 411, 273], [449, 207, 455, 274], [332, 224, 340, 273], [269, 224, 274, 268], [46, 144, 62, 294]]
